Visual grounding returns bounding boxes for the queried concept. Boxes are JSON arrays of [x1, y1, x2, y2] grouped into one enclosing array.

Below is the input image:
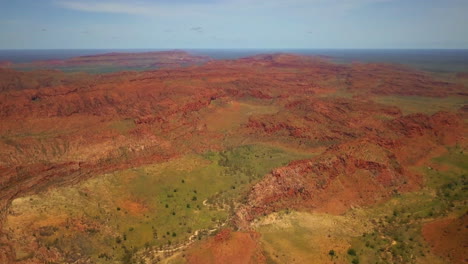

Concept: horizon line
[[1, 48, 468, 51]]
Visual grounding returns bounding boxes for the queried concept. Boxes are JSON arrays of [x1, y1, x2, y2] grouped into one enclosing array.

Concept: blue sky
[[1, 0, 467, 49]]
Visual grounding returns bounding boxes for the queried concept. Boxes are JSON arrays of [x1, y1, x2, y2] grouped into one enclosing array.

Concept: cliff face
[[0, 52, 466, 263]]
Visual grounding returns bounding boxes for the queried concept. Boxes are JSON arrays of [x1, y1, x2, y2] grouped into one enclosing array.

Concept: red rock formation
[[347, 63, 463, 97], [0, 52, 466, 262], [235, 111, 465, 227]]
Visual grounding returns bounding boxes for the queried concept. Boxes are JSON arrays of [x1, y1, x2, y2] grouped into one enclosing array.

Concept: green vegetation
[[202, 99, 279, 132], [348, 146, 467, 264], [205, 144, 310, 203], [373, 95, 466, 115], [6, 144, 310, 263], [108, 119, 136, 134], [256, 211, 370, 264]]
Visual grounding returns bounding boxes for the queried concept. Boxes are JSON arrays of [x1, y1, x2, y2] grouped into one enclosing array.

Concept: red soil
[[422, 214, 468, 264], [186, 229, 265, 264]]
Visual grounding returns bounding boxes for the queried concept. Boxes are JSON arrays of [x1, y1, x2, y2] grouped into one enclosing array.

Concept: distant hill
[[7, 50, 212, 73]]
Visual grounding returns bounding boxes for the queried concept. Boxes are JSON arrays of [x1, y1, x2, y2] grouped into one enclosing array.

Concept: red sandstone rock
[[0, 53, 466, 262]]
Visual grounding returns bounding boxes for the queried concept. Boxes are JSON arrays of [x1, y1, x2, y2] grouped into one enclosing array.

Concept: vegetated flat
[[204, 100, 279, 132], [0, 51, 466, 264], [373, 95, 467, 115], [4, 145, 311, 263]]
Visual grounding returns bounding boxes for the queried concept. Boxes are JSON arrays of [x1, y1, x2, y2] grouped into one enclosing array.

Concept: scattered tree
[[348, 248, 356, 256]]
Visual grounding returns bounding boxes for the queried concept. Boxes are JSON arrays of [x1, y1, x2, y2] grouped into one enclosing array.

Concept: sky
[[0, 0, 467, 49]]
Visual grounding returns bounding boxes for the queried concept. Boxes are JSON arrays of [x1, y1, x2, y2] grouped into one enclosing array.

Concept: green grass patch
[[255, 211, 371, 264], [108, 119, 136, 134], [203, 99, 279, 132], [373, 95, 466, 115], [5, 144, 309, 264]]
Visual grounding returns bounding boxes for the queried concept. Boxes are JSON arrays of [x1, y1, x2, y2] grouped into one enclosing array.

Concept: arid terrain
[[0, 51, 466, 264]]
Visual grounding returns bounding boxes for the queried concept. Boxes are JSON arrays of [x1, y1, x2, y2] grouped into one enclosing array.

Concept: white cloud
[[55, 0, 396, 16], [56, 1, 157, 15]]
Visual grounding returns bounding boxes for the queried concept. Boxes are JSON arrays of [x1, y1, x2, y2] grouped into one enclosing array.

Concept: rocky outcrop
[[347, 63, 463, 97], [235, 111, 465, 228], [0, 52, 466, 261]]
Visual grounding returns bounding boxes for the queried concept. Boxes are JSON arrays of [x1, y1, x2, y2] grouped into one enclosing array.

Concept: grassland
[[255, 211, 371, 264], [203, 99, 279, 132], [373, 95, 466, 115], [4, 144, 312, 263], [108, 119, 136, 135]]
